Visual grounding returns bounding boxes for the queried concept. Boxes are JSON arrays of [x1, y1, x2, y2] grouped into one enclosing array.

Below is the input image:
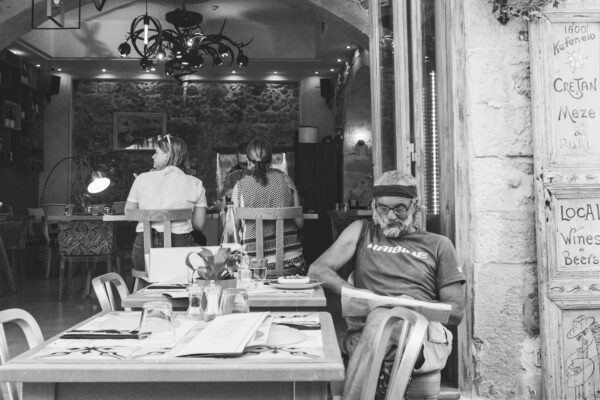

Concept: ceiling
[[10, 0, 364, 82]]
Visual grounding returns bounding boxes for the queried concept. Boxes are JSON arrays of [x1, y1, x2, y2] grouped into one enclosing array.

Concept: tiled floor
[[1, 275, 101, 356]]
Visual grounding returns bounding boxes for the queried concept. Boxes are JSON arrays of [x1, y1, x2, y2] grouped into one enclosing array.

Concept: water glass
[[138, 301, 175, 345], [187, 284, 204, 319], [220, 288, 249, 315], [202, 280, 223, 322], [250, 258, 268, 282]]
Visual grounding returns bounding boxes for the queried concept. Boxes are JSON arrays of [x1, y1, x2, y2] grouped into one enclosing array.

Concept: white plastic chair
[[91, 272, 131, 312], [0, 308, 44, 400], [361, 307, 428, 400]]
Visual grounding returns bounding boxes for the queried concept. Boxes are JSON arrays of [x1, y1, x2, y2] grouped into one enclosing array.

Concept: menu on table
[[175, 312, 269, 356]]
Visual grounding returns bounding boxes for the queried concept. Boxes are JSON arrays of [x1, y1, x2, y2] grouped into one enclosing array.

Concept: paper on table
[[341, 286, 451, 324], [162, 290, 189, 299], [246, 315, 272, 346], [175, 312, 269, 356]]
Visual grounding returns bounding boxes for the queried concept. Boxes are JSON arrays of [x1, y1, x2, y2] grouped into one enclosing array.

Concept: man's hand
[[308, 220, 363, 295]]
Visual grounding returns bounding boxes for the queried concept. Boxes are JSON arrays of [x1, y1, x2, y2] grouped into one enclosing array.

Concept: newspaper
[[341, 286, 451, 323]]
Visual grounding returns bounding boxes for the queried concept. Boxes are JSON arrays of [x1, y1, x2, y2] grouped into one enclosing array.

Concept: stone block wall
[[71, 80, 299, 205], [465, 0, 540, 398]]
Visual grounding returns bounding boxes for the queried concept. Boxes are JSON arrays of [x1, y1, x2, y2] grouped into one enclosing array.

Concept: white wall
[[299, 76, 336, 141]]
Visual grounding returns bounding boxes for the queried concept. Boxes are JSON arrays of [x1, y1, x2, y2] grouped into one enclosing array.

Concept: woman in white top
[[125, 134, 207, 271]]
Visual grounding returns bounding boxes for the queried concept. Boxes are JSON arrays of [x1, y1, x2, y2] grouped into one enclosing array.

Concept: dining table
[[122, 282, 328, 311], [0, 311, 345, 400]]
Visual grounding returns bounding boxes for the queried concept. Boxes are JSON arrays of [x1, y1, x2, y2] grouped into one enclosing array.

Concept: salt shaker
[[187, 284, 203, 319]]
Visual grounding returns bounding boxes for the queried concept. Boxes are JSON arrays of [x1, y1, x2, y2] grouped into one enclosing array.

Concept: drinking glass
[[202, 280, 223, 322], [220, 288, 249, 315], [250, 258, 268, 282], [187, 284, 204, 319], [138, 301, 175, 345]]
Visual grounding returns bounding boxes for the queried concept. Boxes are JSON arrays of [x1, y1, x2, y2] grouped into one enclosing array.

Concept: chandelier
[[117, 1, 251, 80]]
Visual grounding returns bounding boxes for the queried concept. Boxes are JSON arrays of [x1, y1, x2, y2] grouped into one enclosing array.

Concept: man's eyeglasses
[[374, 200, 414, 219]]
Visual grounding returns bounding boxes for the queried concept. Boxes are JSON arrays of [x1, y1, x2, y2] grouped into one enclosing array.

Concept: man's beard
[[373, 211, 412, 238]]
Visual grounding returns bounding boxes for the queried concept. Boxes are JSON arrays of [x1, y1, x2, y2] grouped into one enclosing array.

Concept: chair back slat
[[235, 207, 302, 275], [275, 218, 284, 270], [255, 219, 264, 258], [235, 207, 302, 220], [164, 220, 173, 247], [0, 308, 44, 400], [91, 272, 131, 312], [124, 209, 192, 222], [360, 307, 429, 400]]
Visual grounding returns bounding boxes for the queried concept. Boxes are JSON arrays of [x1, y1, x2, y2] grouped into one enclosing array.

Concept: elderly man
[[308, 171, 465, 399]]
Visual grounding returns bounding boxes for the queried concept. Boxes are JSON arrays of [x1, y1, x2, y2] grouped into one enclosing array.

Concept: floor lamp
[[40, 156, 111, 207]]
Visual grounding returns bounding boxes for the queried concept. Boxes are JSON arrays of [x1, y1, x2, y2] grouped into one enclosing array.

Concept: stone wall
[[71, 80, 299, 205], [465, 0, 540, 398]]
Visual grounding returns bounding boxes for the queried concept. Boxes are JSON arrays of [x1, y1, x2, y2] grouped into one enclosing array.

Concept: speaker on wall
[[49, 75, 61, 95], [320, 78, 333, 98]]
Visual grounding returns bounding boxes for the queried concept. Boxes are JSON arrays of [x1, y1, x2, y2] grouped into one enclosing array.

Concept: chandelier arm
[[208, 33, 253, 49], [217, 19, 227, 35]]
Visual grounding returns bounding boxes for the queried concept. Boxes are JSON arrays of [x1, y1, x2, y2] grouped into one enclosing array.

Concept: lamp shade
[[87, 171, 111, 194], [298, 126, 319, 143]]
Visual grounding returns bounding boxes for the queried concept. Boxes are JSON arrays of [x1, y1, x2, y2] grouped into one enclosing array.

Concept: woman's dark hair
[[246, 138, 272, 186], [155, 134, 188, 172]]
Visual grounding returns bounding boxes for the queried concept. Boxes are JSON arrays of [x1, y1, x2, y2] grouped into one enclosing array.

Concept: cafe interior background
[[4, 0, 600, 399]]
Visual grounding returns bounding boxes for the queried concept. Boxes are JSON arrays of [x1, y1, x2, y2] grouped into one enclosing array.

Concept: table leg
[[0, 235, 16, 293], [58, 257, 66, 301]]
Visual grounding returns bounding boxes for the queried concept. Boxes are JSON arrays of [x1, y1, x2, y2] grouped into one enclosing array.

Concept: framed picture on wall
[[113, 112, 167, 150]]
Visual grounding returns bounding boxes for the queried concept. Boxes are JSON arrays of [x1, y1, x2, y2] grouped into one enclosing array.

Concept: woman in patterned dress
[[232, 138, 306, 277]]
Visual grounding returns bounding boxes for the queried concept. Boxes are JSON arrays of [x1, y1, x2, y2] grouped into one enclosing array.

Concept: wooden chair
[[0, 215, 27, 287], [361, 307, 429, 400], [25, 208, 52, 278], [125, 208, 193, 292], [91, 272, 131, 312], [235, 207, 303, 276], [42, 204, 75, 278], [0, 308, 44, 400]]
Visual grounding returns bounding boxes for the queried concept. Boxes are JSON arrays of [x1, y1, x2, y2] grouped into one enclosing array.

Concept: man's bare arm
[[308, 220, 363, 295], [438, 282, 465, 326]]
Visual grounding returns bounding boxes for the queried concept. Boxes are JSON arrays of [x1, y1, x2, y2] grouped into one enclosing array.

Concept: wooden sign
[[551, 22, 600, 163], [531, 7, 600, 399], [555, 196, 600, 270]]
